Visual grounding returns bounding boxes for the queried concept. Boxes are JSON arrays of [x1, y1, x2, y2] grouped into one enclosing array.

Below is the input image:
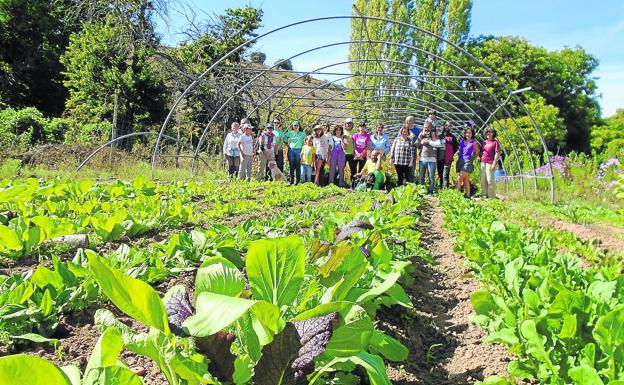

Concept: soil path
[[541, 218, 624, 255], [384, 196, 511, 384]]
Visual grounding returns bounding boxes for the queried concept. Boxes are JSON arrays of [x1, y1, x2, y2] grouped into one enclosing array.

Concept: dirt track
[[384, 196, 511, 384]]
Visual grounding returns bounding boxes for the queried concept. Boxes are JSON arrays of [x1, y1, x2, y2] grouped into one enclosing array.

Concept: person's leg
[[486, 163, 496, 198], [293, 149, 301, 184], [329, 154, 337, 185], [480, 163, 488, 197], [233, 156, 240, 178], [427, 161, 436, 194], [338, 152, 345, 187], [465, 173, 472, 197], [437, 159, 444, 188], [238, 156, 245, 180], [357, 159, 366, 174], [300, 165, 307, 182], [346, 154, 355, 181], [314, 159, 321, 185], [256, 154, 267, 181], [443, 163, 451, 189], [394, 165, 402, 186], [373, 170, 384, 190], [287, 149, 295, 183], [419, 160, 426, 185], [276, 149, 284, 172]]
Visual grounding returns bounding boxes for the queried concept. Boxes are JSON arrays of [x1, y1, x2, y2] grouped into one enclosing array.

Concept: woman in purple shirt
[[455, 127, 480, 199], [352, 122, 371, 174]]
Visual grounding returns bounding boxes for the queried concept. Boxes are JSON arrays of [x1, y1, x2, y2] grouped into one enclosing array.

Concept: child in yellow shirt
[[300, 136, 316, 183]]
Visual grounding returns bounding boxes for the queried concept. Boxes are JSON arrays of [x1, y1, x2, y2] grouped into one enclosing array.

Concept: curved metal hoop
[[150, 14, 554, 199]]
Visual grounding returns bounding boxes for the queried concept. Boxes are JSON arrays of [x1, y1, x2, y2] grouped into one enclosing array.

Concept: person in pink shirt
[[480, 127, 502, 199], [352, 122, 371, 174]]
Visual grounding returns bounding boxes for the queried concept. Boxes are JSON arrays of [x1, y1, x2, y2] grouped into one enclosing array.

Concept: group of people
[[222, 109, 502, 198]]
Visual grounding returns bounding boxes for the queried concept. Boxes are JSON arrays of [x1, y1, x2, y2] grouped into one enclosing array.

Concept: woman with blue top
[[370, 124, 390, 159], [223, 122, 242, 178], [456, 126, 480, 199], [284, 120, 306, 184]]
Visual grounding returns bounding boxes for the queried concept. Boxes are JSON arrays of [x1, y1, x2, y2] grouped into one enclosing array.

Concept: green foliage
[[466, 36, 601, 153], [61, 15, 167, 143], [274, 59, 293, 71], [0, 107, 64, 147], [591, 109, 624, 159], [440, 189, 624, 385], [495, 94, 566, 154], [250, 51, 266, 64], [0, 0, 77, 115]]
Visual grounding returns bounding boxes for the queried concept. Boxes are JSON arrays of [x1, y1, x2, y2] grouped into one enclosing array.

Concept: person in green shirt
[[343, 117, 356, 182], [272, 118, 285, 172], [284, 120, 307, 184]]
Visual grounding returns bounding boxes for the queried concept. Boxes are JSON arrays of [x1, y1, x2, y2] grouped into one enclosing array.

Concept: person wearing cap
[[479, 126, 501, 199], [223, 122, 242, 178], [272, 118, 285, 172], [284, 120, 306, 184], [370, 123, 390, 159], [352, 122, 371, 174], [256, 123, 276, 181], [343, 118, 357, 181], [237, 123, 255, 181], [312, 124, 331, 186]]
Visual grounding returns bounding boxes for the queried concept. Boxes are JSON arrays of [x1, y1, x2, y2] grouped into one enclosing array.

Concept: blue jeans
[[419, 160, 437, 194], [287, 148, 302, 184], [301, 164, 313, 183]]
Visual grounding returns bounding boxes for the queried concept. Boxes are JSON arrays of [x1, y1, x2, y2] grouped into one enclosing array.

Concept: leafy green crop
[[440, 190, 624, 385]]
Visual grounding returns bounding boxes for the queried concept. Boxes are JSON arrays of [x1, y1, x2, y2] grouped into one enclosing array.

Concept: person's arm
[[492, 140, 502, 170], [223, 134, 229, 158], [375, 156, 382, 171], [473, 142, 481, 158], [384, 136, 390, 154], [389, 139, 396, 162], [408, 142, 414, 167], [237, 137, 244, 156]]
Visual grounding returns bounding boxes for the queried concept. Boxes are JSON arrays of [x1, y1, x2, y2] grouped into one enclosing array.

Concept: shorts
[[316, 154, 327, 161], [456, 159, 474, 174]]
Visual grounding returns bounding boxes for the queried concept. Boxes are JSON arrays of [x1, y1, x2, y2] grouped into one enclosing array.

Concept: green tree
[[591, 109, 624, 159], [466, 36, 601, 153], [0, 0, 78, 115], [61, 15, 167, 143]]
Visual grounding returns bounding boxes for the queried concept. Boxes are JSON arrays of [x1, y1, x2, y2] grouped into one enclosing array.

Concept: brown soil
[[0, 271, 196, 385], [541, 218, 624, 255], [383, 197, 511, 384]]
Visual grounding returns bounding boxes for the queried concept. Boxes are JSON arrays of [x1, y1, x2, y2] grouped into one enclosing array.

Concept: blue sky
[[158, 1, 624, 117]]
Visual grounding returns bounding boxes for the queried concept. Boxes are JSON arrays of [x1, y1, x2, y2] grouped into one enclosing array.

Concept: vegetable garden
[[1, 4, 623, 385]]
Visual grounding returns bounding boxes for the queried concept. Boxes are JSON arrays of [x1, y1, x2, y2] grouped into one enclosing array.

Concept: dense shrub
[[0, 107, 52, 147]]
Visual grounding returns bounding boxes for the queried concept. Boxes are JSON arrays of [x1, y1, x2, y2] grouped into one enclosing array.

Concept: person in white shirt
[[237, 123, 255, 181], [416, 120, 443, 194], [223, 122, 242, 178], [313, 125, 331, 186]]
